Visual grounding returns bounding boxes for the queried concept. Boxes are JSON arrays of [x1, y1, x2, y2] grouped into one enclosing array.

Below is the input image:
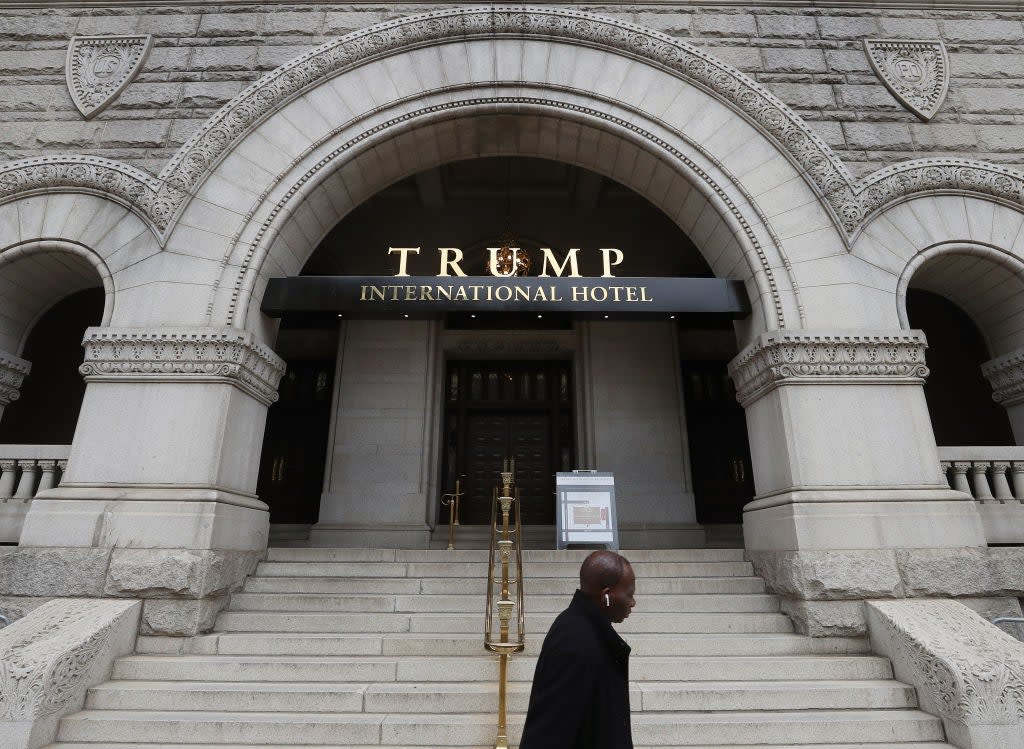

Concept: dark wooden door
[[463, 412, 553, 525], [256, 360, 335, 524], [682, 361, 755, 524], [441, 360, 572, 525]]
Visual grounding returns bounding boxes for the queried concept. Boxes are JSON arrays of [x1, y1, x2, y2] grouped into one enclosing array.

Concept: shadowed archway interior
[[259, 157, 751, 530]]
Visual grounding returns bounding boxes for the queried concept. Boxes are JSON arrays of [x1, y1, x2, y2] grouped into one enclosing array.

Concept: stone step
[[135, 633, 870, 658], [55, 709, 945, 745], [213, 610, 793, 634], [111, 655, 894, 683], [252, 561, 755, 578], [84, 679, 917, 714], [243, 575, 767, 595], [45, 744, 958, 749], [226, 592, 782, 614], [264, 548, 747, 563]]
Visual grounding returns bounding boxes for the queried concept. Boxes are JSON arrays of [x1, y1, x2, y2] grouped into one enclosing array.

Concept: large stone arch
[[166, 35, 860, 343]]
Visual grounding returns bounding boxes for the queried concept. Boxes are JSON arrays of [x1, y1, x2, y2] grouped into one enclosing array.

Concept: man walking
[[519, 550, 636, 749]]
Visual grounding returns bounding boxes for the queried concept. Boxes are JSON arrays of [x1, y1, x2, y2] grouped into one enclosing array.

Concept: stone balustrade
[[938, 447, 1024, 545], [0, 445, 69, 544]]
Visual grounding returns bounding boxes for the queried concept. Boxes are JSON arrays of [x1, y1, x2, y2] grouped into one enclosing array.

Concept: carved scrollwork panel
[[727, 331, 930, 405], [0, 351, 31, 407], [79, 327, 286, 406]]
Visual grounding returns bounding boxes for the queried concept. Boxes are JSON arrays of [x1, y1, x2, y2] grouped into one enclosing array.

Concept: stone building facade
[[1, 1, 1024, 639]]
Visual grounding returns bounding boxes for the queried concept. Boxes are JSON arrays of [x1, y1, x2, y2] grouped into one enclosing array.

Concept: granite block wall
[[0, 3, 1022, 178]]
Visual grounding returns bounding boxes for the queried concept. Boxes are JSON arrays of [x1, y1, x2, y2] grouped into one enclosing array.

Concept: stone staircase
[[46, 548, 954, 748]]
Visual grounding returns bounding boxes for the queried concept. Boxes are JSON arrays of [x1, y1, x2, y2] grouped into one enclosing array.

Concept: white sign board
[[555, 471, 618, 550]]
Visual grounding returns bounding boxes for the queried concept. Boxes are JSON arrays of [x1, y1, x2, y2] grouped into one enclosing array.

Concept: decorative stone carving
[[867, 599, 1024, 748], [727, 330, 929, 406], [865, 39, 949, 122], [79, 327, 286, 406], [65, 35, 152, 120], [0, 7, 1022, 245], [0, 352, 30, 408], [0, 598, 140, 749], [0, 155, 171, 233], [982, 349, 1024, 407]]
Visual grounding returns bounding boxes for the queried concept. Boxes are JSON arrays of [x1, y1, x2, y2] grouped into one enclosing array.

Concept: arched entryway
[[255, 156, 756, 547]]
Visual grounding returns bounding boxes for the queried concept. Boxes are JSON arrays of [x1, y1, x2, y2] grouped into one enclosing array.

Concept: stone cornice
[[981, 349, 1024, 407], [78, 327, 285, 406], [2, 6, 1023, 242], [0, 351, 31, 407], [3, 0, 1024, 9], [727, 330, 929, 406]]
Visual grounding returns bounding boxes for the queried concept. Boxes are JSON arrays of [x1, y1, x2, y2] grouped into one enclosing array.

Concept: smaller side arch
[[898, 241, 1024, 360], [0, 239, 114, 356]]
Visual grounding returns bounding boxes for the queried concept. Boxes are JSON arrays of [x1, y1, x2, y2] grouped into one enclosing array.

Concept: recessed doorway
[[441, 360, 574, 525]]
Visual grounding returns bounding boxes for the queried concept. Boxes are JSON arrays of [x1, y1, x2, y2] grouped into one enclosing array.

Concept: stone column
[[981, 348, 1024, 443], [1, 327, 285, 635], [583, 321, 703, 547], [728, 330, 1021, 636], [312, 320, 437, 547], [0, 350, 31, 424]]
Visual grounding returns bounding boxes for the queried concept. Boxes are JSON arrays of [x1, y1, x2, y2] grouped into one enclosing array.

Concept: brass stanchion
[[484, 458, 525, 749], [440, 479, 463, 551]]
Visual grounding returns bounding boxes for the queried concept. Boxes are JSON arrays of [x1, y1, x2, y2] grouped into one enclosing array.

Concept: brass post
[[485, 457, 525, 749], [440, 478, 463, 551]]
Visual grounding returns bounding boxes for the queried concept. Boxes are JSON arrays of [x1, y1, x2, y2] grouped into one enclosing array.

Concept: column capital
[[727, 330, 929, 406], [0, 350, 31, 407], [79, 326, 286, 406], [981, 347, 1024, 407]]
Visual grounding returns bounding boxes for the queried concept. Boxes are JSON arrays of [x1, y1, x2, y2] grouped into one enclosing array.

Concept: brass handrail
[[484, 458, 525, 749], [440, 479, 463, 550]]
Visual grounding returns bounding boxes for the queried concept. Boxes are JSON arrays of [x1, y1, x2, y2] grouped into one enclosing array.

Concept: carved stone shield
[[864, 39, 949, 121], [66, 35, 152, 119]]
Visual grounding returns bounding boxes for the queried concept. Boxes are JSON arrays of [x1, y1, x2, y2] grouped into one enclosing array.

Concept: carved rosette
[[865, 39, 949, 122], [66, 35, 152, 119], [981, 349, 1024, 408], [868, 600, 1024, 728], [79, 327, 286, 406], [727, 331, 929, 406], [0, 351, 31, 407]]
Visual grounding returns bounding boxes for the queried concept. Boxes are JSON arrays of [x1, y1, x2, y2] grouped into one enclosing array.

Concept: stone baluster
[[14, 460, 37, 500], [940, 461, 951, 489], [36, 460, 58, 494], [950, 461, 972, 495], [57, 460, 67, 487], [0, 459, 16, 500], [991, 462, 1014, 501], [1012, 462, 1024, 503], [970, 462, 994, 501]]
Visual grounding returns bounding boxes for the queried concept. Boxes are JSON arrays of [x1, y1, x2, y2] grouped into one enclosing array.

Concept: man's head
[[579, 550, 635, 623]]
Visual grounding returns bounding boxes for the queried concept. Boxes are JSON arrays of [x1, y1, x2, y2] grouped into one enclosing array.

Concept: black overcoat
[[518, 590, 633, 749]]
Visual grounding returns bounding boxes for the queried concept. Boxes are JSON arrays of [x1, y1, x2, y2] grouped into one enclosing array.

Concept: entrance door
[[441, 361, 573, 525], [256, 360, 335, 524], [682, 361, 755, 524]]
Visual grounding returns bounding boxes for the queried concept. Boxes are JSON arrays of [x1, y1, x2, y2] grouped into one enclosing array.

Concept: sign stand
[[555, 471, 618, 550]]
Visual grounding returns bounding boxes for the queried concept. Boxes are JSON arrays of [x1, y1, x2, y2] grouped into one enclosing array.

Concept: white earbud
[[604, 594, 610, 607]]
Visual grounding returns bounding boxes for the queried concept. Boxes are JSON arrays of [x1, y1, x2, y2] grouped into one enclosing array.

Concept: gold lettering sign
[[387, 247, 625, 278], [358, 284, 654, 304]]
